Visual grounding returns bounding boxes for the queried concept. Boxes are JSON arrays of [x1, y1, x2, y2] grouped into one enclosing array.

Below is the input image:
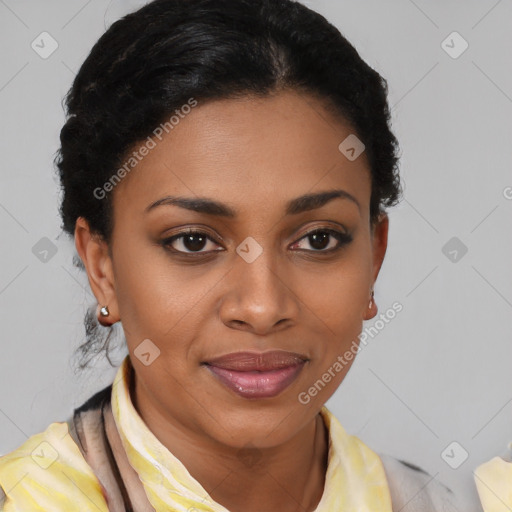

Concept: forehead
[[112, 90, 371, 218]]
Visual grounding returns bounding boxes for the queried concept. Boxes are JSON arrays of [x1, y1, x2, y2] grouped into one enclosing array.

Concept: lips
[[205, 350, 307, 371], [203, 350, 308, 399]]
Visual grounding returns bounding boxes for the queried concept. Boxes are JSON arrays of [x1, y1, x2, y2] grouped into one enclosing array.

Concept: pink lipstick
[[203, 350, 307, 399]]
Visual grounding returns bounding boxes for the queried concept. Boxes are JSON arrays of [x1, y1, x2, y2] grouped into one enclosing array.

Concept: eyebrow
[[145, 189, 361, 217]]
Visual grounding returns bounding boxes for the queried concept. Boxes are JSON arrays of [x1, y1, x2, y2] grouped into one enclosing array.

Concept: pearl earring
[[368, 290, 374, 309], [100, 305, 110, 317]]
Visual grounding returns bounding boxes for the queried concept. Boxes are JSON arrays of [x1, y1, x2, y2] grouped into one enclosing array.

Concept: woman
[[0, 0, 462, 510]]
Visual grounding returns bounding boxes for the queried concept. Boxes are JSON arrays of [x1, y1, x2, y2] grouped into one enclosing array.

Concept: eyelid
[[293, 221, 349, 240]]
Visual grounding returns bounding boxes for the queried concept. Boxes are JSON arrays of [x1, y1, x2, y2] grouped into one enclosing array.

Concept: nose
[[218, 245, 300, 336]]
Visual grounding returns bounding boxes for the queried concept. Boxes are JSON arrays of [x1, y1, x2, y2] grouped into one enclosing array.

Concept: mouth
[[202, 350, 308, 399]]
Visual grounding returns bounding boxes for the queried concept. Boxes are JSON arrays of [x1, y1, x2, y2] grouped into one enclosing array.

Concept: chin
[[202, 400, 315, 449]]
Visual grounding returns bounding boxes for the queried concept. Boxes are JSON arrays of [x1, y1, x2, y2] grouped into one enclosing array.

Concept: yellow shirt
[[475, 453, 512, 512], [0, 356, 393, 511]]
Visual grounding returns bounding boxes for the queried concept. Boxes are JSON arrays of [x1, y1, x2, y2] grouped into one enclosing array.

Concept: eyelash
[[161, 227, 353, 257]]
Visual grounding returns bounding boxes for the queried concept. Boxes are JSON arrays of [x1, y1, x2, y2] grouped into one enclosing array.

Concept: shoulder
[[0, 386, 112, 511], [379, 453, 461, 511]]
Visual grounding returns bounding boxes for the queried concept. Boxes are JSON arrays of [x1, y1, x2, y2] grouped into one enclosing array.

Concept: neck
[[130, 376, 329, 512]]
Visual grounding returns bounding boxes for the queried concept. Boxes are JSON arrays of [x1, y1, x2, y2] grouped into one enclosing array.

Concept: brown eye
[[162, 230, 223, 254], [291, 229, 352, 253]]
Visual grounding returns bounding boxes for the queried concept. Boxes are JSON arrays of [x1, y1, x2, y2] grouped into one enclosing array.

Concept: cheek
[[302, 247, 372, 331], [112, 241, 223, 359], [297, 244, 372, 385], [111, 243, 190, 340], [298, 262, 369, 407]]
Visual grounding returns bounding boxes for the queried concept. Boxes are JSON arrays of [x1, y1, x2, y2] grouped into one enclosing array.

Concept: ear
[[74, 217, 120, 325], [363, 212, 389, 321]]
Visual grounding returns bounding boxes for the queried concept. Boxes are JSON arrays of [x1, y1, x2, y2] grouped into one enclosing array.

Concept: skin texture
[[75, 89, 388, 512]]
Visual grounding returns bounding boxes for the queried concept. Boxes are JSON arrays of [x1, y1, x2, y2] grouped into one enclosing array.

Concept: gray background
[[1, 1, 511, 510]]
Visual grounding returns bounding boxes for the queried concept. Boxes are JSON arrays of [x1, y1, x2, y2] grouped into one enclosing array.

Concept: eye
[[162, 227, 352, 256], [162, 229, 223, 254], [290, 228, 352, 253]]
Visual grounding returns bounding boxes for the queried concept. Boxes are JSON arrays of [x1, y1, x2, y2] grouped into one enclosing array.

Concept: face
[[78, 89, 388, 450]]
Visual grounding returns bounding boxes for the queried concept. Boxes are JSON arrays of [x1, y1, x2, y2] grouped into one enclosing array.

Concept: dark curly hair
[[55, 0, 402, 369]]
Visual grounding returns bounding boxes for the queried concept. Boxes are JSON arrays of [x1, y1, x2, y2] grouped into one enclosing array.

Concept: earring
[[100, 305, 110, 317], [368, 290, 374, 310]]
